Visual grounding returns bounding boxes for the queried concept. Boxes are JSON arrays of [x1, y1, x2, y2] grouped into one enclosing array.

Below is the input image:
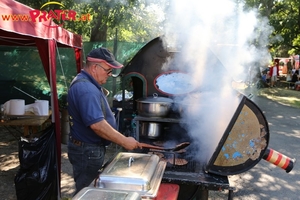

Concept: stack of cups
[[34, 100, 49, 116]]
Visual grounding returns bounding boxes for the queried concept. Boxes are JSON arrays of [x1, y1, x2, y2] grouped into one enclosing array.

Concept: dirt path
[[0, 130, 19, 200]]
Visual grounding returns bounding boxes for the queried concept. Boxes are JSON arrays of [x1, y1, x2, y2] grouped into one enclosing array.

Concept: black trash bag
[[14, 124, 58, 200]]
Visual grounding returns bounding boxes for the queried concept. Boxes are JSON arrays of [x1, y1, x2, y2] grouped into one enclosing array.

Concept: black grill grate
[[147, 149, 200, 173], [165, 160, 199, 172]]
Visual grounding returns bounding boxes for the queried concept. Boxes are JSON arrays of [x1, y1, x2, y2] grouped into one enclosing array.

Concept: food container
[[72, 187, 140, 200], [136, 93, 173, 118], [140, 122, 163, 139], [95, 152, 166, 198]]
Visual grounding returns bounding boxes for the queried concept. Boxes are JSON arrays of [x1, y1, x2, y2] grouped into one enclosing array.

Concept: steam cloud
[[159, 0, 273, 163]]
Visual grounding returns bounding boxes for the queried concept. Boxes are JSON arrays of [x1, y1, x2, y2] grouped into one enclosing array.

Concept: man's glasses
[[96, 64, 113, 75]]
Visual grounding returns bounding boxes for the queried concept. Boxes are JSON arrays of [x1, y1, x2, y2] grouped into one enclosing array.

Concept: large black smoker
[[113, 37, 294, 199]]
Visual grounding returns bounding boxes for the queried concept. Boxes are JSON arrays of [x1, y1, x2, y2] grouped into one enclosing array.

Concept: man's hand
[[121, 137, 142, 150]]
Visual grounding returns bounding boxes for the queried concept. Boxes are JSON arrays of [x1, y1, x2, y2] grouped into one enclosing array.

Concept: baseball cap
[[87, 47, 123, 68]]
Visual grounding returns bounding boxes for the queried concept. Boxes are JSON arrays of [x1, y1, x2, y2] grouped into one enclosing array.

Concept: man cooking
[[67, 47, 141, 195]]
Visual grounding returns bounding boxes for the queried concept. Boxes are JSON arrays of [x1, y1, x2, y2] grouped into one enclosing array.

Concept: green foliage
[[16, 0, 165, 43], [274, 1, 300, 55], [15, 0, 300, 56], [244, 0, 300, 56], [16, 0, 300, 69]]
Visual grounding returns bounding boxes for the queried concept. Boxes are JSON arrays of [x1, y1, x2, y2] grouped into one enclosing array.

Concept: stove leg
[[228, 189, 233, 200]]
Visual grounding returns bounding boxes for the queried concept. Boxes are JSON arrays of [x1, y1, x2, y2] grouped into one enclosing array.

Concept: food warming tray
[[72, 187, 141, 200], [95, 152, 166, 198]]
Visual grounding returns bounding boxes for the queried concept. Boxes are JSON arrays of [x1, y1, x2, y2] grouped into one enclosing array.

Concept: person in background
[[67, 47, 141, 195], [294, 78, 300, 90], [266, 68, 271, 84], [256, 71, 269, 89], [289, 70, 299, 89], [269, 59, 279, 88], [287, 59, 293, 72], [286, 70, 292, 82], [262, 71, 267, 82]]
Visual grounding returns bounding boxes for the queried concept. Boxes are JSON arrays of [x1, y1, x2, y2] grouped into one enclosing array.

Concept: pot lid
[[137, 93, 173, 103]]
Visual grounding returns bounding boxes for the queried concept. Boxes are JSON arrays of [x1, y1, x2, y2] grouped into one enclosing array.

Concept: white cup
[[34, 100, 49, 116], [4, 99, 25, 115]]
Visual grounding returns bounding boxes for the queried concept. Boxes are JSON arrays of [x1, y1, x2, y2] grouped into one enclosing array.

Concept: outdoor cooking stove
[[133, 116, 234, 199], [114, 37, 296, 199]]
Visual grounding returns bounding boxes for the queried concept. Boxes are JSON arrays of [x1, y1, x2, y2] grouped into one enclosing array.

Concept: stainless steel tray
[[72, 187, 140, 200], [96, 152, 166, 198]]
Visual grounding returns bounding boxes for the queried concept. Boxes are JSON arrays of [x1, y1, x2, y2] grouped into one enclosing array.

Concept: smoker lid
[[204, 96, 269, 176]]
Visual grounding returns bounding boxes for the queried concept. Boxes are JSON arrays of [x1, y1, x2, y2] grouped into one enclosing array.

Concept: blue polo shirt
[[67, 70, 116, 145]]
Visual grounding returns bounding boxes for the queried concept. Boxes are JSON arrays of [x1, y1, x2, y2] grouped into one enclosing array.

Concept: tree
[[269, 0, 300, 56], [67, 0, 166, 42], [244, 0, 300, 56], [17, 0, 166, 42]]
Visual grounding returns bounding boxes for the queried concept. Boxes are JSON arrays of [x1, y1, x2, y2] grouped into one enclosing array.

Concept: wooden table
[[0, 111, 51, 138]]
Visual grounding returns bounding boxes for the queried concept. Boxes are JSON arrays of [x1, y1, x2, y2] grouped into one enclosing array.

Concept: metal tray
[[96, 152, 166, 198], [72, 187, 140, 200]]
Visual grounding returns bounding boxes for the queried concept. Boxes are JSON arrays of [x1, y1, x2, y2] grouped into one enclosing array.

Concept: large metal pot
[[136, 93, 173, 118]]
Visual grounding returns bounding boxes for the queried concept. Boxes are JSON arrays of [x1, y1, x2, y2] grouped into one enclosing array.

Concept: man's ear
[[91, 64, 98, 73]]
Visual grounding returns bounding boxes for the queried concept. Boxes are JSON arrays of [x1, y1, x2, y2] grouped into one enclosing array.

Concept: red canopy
[[0, 0, 83, 196]]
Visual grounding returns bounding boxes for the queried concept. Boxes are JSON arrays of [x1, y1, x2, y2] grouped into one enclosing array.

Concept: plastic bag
[[14, 124, 58, 200]]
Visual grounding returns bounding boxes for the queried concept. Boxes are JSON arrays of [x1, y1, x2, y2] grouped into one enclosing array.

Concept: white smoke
[[158, 0, 273, 163]]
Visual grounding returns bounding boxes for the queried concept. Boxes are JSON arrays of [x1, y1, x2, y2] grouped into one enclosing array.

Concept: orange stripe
[[277, 157, 287, 168], [274, 153, 282, 165], [266, 149, 273, 161]]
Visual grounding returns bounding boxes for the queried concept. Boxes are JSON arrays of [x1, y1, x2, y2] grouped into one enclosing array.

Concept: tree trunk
[[262, 0, 274, 17], [90, 13, 108, 42]]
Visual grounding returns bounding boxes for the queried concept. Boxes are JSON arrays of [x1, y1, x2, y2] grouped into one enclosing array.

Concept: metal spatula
[[139, 142, 190, 152]]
